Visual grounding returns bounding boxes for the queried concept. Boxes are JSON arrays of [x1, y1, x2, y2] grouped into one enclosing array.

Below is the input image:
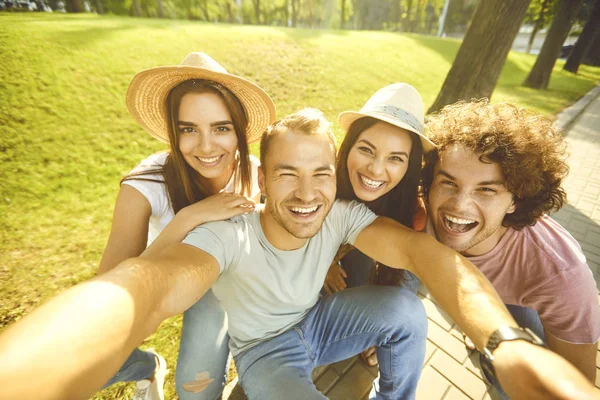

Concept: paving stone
[[416, 365, 451, 400], [326, 362, 374, 400], [430, 350, 488, 400], [331, 356, 357, 375], [315, 367, 340, 394], [427, 320, 470, 364], [443, 387, 471, 400], [596, 367, 600, 389], [422, 297, 454, 331], [568, 218, 591, 235], [312, 364, 328, 381], [450, 324, 464, 341], [424, 339, 437, 366], [577, 199, 597, 213], [463, 351, 486, 380], [585, 230, 600, 247]]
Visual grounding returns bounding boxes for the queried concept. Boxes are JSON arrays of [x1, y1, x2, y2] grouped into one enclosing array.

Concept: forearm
[[0, 258, 166, 400], [546, 332, 598, 382], [142, 208, 199, 259], [409, 234, 517, 350]]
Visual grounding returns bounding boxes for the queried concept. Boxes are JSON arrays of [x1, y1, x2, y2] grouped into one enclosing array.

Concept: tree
[[131, 0, 143, 16], [583, 29, 600, 65], [291, 0, 299, 26], [340, 0, 347, 28], [157, 0, 165, 17], [523, 0, 584, 89], [525, 0, 557, 53], [252, 0, 261, 23], [428, 0, 531, 114], [564, 0, 600, 72]]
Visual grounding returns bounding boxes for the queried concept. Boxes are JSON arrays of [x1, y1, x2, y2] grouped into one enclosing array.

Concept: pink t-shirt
[[427, 215, 600, 344]]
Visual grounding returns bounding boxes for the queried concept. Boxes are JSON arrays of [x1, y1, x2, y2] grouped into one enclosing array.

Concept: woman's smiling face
[[346, 121, 413, 202]]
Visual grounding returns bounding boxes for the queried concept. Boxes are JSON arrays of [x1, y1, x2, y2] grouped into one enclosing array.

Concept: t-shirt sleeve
[[330, 200, 378, 246], [525, 265, 600, 344], [182, 221, 241, 274], [121, 152, 169, 217]]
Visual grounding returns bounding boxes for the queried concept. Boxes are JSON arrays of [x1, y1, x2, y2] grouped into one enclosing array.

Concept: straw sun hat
[[126, 52, 276, 144], [338, 83, 435, 152]]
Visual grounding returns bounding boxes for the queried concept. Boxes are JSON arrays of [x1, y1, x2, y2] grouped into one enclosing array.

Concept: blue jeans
[[103, 289, 230, 400], [342, 249, 420, 294], [235, 286, 428, 400], [480, 305, 545, 400]]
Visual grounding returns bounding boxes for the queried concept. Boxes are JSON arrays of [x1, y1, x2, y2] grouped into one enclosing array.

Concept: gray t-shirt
[[182, 199, 377, 354]]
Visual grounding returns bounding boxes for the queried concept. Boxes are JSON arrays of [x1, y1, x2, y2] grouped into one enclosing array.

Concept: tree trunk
[[131, 0, 142, 16], [291, 0, 298, 26], [523, 0, 584, 89], [583, 29, 600, 65], [66, 0, 83, 12], [564, 0, 600, 72], [252, 0, 261, 24], [428, 0, 531, 114], [157, 0, 165, 18], [526, 23, 541, 54], [340, 0, 346, 28], [226, 0, 236, 23], [95, 0, 104, 14], [527, 0, 552, 53], [403, 0, 413, 31]]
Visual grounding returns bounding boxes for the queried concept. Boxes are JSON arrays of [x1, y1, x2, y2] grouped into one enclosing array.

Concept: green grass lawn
[[1, 12, 598, 399]]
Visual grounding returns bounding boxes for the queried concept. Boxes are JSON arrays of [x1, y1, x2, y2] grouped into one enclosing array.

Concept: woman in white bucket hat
[[324, 82, 435, 367], [97, 52, 276, 400]]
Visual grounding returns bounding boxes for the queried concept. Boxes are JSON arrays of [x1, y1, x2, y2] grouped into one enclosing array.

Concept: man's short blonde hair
[[260, 108, 336, 167]]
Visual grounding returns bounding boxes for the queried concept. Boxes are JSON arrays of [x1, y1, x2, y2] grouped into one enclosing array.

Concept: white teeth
[[289, 206, 318, 214], [445, 215, 476, 225], [196, 155, 221, 163], [359, 174, 385, 189]]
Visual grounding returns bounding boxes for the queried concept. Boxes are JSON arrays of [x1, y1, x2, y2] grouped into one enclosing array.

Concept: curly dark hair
[[422, 100, 568, 229]]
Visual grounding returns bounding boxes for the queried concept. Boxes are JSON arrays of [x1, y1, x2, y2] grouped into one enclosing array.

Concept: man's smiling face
[[258, 129, 337, 249], [428, 144, 516, 256]]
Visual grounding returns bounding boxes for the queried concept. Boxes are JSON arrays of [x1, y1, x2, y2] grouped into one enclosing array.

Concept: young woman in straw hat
[[324, 82, 434, 367], [97, 52, 276, 400]]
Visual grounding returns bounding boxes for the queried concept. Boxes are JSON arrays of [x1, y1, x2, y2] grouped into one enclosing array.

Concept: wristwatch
[[483, 326, 545, 363], [480, 326, 545, 381]]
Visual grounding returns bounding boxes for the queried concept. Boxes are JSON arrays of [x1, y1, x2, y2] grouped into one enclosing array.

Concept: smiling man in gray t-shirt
[[2, 109, 597, 400]]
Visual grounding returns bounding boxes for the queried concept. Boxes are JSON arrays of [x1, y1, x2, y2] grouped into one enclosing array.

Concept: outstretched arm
[[354, 217, 600, 400], [0, 243, 219, 400]]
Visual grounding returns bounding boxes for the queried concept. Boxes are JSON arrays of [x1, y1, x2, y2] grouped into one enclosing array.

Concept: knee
[[378, 287, 427, 339], [176, 370, 226, 400]]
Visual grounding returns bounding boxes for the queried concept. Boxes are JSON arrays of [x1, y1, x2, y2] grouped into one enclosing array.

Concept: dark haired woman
[[324, 83, 435, 367], [97, 53, 276, 400]]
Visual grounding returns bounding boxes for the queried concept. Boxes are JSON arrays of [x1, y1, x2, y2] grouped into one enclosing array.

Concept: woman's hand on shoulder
[[180, 191, 256, 228], [324, 261, 348, 295]]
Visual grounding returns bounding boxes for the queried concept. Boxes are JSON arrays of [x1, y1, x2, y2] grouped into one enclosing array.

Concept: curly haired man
[[422, 101, 600, 394]]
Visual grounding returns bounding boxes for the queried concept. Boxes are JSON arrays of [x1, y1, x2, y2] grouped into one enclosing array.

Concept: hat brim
[[126, 65, 276, 144], [338, 111, 436, 152]]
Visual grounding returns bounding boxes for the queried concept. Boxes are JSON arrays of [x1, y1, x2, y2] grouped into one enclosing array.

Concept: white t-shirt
[[122, 152, 261, 244], [182, 200, 378, 354]]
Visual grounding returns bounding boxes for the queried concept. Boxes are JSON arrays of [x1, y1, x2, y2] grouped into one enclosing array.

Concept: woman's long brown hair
[[122, 79, 252, 214], [336, 117, 423, 286]]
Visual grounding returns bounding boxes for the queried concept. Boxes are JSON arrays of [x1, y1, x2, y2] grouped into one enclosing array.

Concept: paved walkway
[[224, 87, 600, 400]]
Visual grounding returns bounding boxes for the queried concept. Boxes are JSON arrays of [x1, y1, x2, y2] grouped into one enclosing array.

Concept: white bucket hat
[[338, 83, 435, 152], [126, 52, 276, 144]]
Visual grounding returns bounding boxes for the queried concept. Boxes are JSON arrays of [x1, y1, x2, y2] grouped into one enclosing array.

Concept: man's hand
[[494, 340, 600, 400], [324, 262, 347, 294]]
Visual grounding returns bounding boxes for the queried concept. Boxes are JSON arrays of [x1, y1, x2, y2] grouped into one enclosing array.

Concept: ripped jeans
[[102, 289, 230, 400]]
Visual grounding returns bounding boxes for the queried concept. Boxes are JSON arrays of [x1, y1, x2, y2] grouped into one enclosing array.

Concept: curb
[[554, 84, 600, 133]]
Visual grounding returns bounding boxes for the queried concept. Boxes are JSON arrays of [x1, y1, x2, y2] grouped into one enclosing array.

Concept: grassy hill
[[1, 13, 598, 399]]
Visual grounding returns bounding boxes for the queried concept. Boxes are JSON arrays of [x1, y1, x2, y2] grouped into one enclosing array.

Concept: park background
[[1, 0, 600, 398]]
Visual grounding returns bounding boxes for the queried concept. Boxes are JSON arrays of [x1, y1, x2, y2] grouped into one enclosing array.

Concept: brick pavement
[[224, 87, 600, 399]]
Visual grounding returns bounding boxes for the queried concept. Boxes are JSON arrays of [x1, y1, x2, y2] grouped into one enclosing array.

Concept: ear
[[258, 166, 266, 196], [506, 198, 517, 215]]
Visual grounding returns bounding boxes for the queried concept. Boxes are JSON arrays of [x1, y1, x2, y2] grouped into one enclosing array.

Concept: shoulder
[[128, 152, 168, 176], [519, 216, 586, 271]]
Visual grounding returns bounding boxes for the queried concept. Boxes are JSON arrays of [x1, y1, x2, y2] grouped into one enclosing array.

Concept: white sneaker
[[132, 380, 151, 400], [146, 348, 168, 400], [131, 349, 169, 400]]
